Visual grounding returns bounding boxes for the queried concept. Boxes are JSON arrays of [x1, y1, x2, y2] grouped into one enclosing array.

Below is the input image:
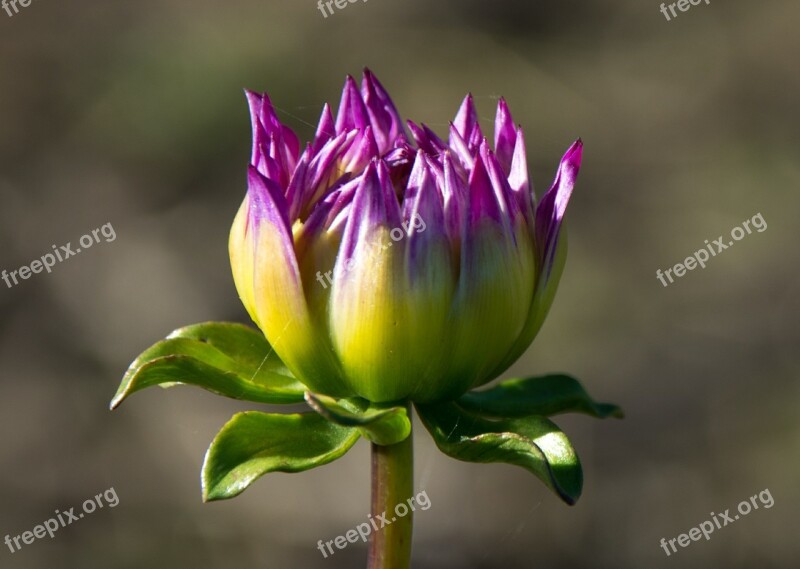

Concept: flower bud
[[230, 70, 582, 403]]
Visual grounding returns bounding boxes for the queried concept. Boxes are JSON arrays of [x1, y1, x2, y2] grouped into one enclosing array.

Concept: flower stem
[[367, 408, 414, 569]]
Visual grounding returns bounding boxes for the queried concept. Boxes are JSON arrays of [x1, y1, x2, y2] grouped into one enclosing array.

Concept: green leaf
[[304, 392, 411, 446], [110, 322, 305, 409], [202, 411, 360, 501], [458, 374, 623, 419], [416, 402, 583, 505]]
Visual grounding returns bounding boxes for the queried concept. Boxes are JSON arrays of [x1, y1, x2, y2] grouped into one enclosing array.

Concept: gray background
[[1, 0, 798, 567]]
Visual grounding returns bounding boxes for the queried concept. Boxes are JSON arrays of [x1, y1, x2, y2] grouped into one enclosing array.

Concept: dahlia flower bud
[[229, 69, 582, 403]]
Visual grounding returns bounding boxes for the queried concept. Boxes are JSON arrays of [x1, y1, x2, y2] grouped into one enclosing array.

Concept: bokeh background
[[1, 0, 798, 567]]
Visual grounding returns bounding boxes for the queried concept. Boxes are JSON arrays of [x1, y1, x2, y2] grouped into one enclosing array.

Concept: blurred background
[[1, 0, 798, 567]]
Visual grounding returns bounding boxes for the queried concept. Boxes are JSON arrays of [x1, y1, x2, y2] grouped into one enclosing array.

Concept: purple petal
[[403, 153, 447, 279], [254, 144, 283, 186], [258, 92, 281, 133], [335, 75, 370, 135], [338, 161, 402, 266], [468, 125, 484, 154], [362, 69, 406, 153], [376, 160, 403, 229], [279, 125, 301, 171], [440, 151, 467, 246], [407, 121, 447, 157], [293, 186, 341, 257], [494, 98, 517, 175], [340, 126, 380, 173], [267, 134, 292, 188], [325, 177, 360, 234], [384, 142, 415, 193], [453, 93, 481, 144], [285, 146, 311, 222], [421, 124, 448, 156], [259, 93, 293, 158], [245, 90, 268, 165], [481, 141, 520, 225], [535, 139, 583, 274], [308, 130, 355, 188], [508, 127, 535, 227], [312, 103, 336, 153], [447, 123, 475, 171], [467, 150, 503, 227], [246, 89, 300, 173], [304, 129, 358, 212], [247, 165, 291, 241], [401, 151, 431, 220], [246, 167, 349, 396]]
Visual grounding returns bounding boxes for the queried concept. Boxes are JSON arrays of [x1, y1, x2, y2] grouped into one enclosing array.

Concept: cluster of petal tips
[[230, 68, 583, 404]]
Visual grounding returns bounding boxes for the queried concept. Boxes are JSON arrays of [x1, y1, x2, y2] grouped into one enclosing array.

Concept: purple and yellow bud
[[229, 70, 582, 403]]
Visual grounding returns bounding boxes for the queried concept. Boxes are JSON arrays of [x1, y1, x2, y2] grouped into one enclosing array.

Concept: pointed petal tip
[[562, 139, 584, 171], [458, 93, 476, 113], [246, 165, 291, 231], [341, 75, 360, 101], [244, 88, 266, 102], [343, 74, 359, 89], [454, 94, 479, 136], [362, 158, 379, 178]]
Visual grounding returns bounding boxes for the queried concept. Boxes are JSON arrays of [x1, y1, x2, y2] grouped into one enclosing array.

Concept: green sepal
[[458, 374, 623, 419], [110, 322, 305, 409], [304, 392, 411, 446], [202, 411, 360, 502], [416, 401, 583, 505]]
